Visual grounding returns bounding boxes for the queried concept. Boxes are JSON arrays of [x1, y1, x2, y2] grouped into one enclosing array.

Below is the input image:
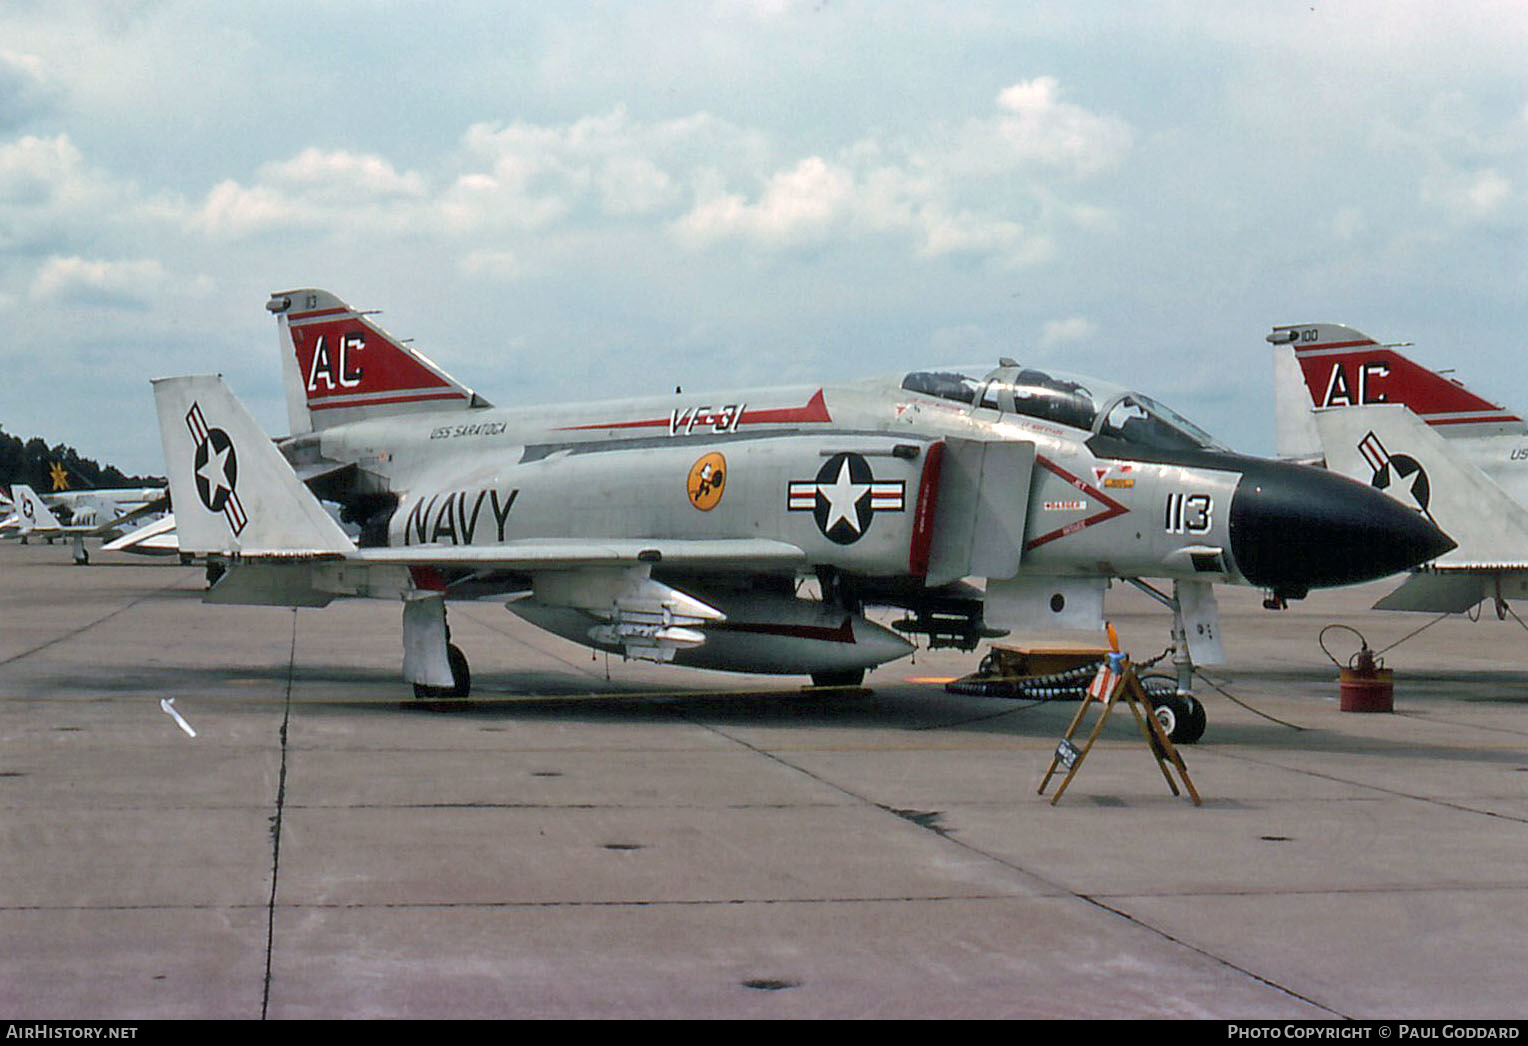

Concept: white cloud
[[447, 108, 762, 233], [191, 149, 427, 238], [981, 77, 1133, 178], [1331, 206, 1366, 242], [136, 82, 1129, 272], [263, 148, 427, 202], [1038, 316, 1097, 351], [29, 256, 167, 308], [1421, 166, 1513, 223], [193, 179, 304, 238], [0, 49, 54, 128], [1365, 91, 1525, 230], [671, 80, 1127, 264], [674, 155, 854, 248], [458, 249, 526, 281], [0, 134, 156, 251], [594, 155, 676, 215], [0, 133, 83, 205]]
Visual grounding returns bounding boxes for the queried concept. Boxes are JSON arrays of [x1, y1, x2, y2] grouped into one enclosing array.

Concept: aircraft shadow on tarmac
[[138, 659, 1528, 771]]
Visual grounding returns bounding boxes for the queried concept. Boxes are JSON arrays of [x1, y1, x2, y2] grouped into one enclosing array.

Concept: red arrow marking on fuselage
[[554, 389, 831, 432], [1024, 455, 1130, 551]]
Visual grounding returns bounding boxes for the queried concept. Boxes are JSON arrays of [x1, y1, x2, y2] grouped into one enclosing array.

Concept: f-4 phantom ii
[[1271, 322, 1528, 616], [150, 290, 1451, 732]]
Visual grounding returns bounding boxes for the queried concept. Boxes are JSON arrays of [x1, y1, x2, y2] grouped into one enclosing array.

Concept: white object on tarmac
[[159, 697, 197, 738]]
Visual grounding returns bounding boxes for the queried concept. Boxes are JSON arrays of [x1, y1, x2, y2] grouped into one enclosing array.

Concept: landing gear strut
[[1124, 578, 1221, 745], [404, 596, 471, 699]]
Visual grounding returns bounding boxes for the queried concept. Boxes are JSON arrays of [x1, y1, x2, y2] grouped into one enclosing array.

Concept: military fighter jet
[[1270, 322, 1528, 616], [6, 483, 166, 564], [149, 291, 1451, 733]]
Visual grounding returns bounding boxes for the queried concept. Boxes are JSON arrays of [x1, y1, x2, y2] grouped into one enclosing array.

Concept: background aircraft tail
[[152, 374, 355, 557], [266, 288, 491, 435], [1314, 403, 1528, 573], [10, 484, 62, 535], [1269, 323, 1525, 441], [1269, 330, 1323, 463]]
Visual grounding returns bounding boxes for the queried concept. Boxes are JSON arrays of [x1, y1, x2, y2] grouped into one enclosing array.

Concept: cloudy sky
[[2, 1, 1523, 475]]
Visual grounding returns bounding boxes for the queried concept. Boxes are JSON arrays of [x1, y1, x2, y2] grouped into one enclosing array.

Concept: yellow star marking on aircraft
[[49, 462, 69, 491]]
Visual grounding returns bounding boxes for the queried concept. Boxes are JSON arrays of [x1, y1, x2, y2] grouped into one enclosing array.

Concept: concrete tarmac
[[2, 541, 1527, 1019]]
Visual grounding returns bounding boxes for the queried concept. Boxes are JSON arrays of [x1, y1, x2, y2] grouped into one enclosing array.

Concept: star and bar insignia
[[788, 452, 905, 545]]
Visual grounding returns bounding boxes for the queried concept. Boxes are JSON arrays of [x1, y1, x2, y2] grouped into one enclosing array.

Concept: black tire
[[809, 668, 865, 688], [1176, 694, 1206, 744], [445, 643, 471, 698], [1148, 690, 1207, 745]]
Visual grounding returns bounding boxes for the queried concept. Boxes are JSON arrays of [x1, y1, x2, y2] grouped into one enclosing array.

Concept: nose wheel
[[1142, 676, 1206, 744]]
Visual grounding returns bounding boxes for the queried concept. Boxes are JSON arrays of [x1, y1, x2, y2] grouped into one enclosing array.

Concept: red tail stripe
[[309, 391, 471, 411]]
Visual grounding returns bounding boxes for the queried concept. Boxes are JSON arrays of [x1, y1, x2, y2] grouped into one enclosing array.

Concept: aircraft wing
[[200, 537, 805, 609], [1369, 569, 1528, 614], [102, 512, 181, 555], [350, 538, 804, 571], [99, 492, 170, 532]]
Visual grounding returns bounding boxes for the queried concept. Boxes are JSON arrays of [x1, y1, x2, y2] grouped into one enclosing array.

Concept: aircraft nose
[[1228, 460, 1455, 597]]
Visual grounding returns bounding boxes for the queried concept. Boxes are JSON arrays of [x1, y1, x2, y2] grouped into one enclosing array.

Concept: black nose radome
[[1229, 460, 1455, 597]]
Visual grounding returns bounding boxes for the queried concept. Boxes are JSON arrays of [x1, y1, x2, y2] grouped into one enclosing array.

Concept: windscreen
[[1097, 393, 1226, 452], [902, 364, 1225, 451], [900, 369, 982, 406]]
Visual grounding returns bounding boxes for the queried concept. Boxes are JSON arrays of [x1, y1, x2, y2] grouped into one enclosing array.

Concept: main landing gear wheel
[[1142, 676, 1206, 745], [413, 644, 472, 700], [809, 668, 865, 688]]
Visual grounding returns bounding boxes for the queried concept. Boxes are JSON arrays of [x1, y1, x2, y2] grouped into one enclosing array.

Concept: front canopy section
[[900, 362, 1227, 453]]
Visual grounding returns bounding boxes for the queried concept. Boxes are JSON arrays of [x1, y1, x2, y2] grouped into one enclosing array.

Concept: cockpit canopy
[[900, 363, 1227, 453]]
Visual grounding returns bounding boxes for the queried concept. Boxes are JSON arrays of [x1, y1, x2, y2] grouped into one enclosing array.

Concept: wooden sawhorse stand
[[1038, 656, 1201, 806]]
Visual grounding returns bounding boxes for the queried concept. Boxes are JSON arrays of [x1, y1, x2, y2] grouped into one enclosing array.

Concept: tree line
[[0, 426, 164, 493]]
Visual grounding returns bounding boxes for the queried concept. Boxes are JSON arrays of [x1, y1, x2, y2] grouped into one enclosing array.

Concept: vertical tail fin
[[1268, 333, 1323, 463], [266, 289, 490, 434], [1269, 323, 1525, 438], [152, 375, 355, 556], [10, 485, 62, 535]]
